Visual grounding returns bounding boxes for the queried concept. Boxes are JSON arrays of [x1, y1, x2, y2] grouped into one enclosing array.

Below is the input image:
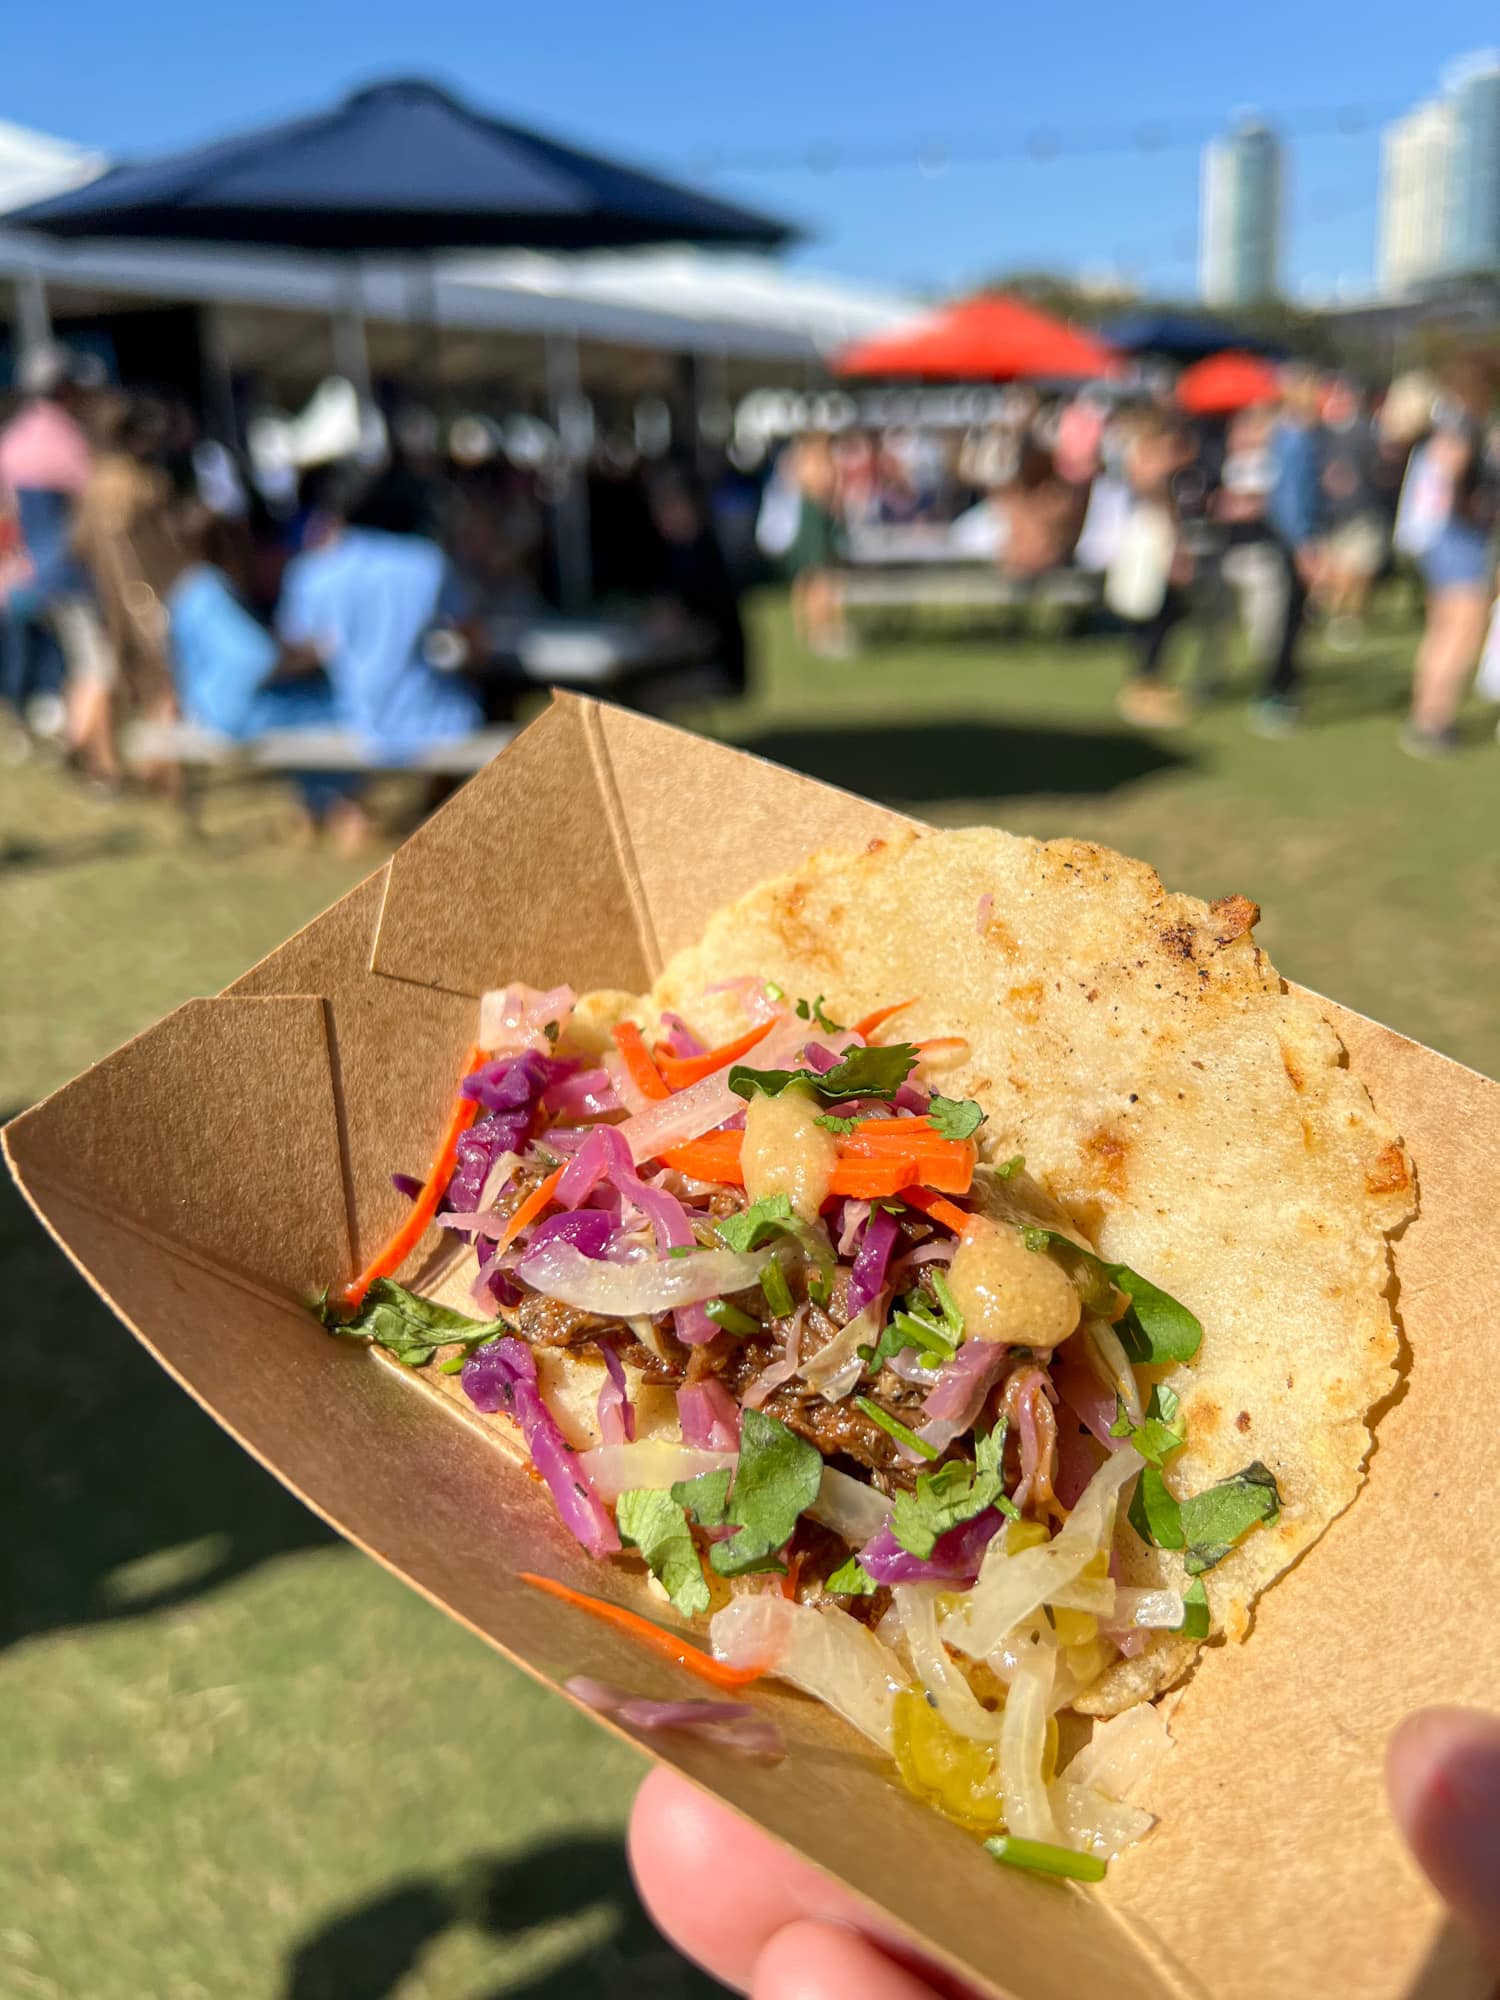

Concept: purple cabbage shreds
[[462, 1049, 578, 1114], [856, 1507, 1007, 1588], [390, 1171, 424, 1202], [847, 1206, 901, 1319], [894, 1082, 930, 1114], [460, 1336, 619, 1556], [597, 1339, 636, 1445], [657, 1012, 707, 1058], [527, 1210, 616, 1259], [445, 1108, 530, 1213]]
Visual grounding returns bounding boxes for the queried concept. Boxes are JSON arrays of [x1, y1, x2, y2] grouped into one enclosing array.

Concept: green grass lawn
[[3, 590, 1495, 2000]]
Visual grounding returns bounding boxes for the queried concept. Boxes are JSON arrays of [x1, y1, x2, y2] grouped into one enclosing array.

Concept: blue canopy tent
[[1099, 310, 1284, 362], [8, 78, 794, 605], [6, 79, 794, 253]]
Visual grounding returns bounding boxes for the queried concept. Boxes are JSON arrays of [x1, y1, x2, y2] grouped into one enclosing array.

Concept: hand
[[629, 1766, 979, 1998], [632, 1706, 1500, 1995], [1387, 1706, 1500, 1965]]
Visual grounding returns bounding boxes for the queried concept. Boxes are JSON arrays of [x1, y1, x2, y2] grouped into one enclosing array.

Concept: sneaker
[[1116, 680, 1188, 729], [1398, 723, 1458, 760], [1246, 696, 1300, 738], [24, 691, 66, 740], [1326, 614, 1362, 653]]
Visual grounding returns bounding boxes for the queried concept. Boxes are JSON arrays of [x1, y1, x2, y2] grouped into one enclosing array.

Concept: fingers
[[752, 1918, 952, 2000], [628, 1767, 974, 1998], [1387, 1706, 1500, 1964]]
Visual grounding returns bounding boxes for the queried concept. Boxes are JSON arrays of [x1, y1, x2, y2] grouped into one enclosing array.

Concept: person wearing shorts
[[1404, 422, 1497, 758]]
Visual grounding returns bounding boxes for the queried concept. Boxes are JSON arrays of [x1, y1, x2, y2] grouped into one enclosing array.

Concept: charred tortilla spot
[[1006, 980, 1044, 1023], [1280, 1044, 1307, 1092], [1365, 1142, 1410, 1197], [1235, 1409, 1252, 1433], [1187, 1394, 1221, 1435], [983, 914, 1020, 958], [1158, 922, 1197, 962], [1209, 893, 1260, 944], [1080, 1126, 1130, 1196]]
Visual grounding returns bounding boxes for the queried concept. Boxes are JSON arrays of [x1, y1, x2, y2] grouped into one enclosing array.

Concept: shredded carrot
[[518, 1571, 762, 1689], [494, 1162, 566, 1253], [852, 998, 917, 1041], [612, 1021, 671, 1101], [654, 1018, 775, 1090], [339, 1043, 487, 1309], [660, 1133, 747, 1185], [780, 1550, 804, 1601], [915, 1036, 971, 1069], [901, 1187, 976, 1235]]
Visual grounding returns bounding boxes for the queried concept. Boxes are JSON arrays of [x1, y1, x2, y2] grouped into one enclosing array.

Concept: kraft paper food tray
[[7, 694, 1498, 2000]]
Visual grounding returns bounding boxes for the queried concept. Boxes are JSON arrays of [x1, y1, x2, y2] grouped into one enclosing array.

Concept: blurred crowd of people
[[759, 358, 1500, 753], [0, 344, 751, 845]]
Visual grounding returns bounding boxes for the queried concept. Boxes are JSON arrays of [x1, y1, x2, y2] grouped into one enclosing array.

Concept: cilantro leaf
[[1180, 1462, 1281, 1575], [1108, 1384, 1185, 1466], [853, 1396, 940, 1461], [617, 1488, 711, 1618], [794, 995, 844, 1033], [319, 1279, 501, 1370], [759, 1259, 795, 1319], [716, 1194, 796, 1254], [1127, 1464, 1185, 1550], [709, 1410, 823, 1577], [1179, 1577, 1210, 1639], [716, 1196, 835, 1295], [825, 1553, 879, 1596], [1020, 1229, 1201, 1363], [996, 1154, 1025, 1179], [891, 1422, 1017, 1558], [670, 1466, 732, 1528], [729, 1043, 919, 1105], [928, 1095, 987, 1141], [815, 1112, 861, 1137]]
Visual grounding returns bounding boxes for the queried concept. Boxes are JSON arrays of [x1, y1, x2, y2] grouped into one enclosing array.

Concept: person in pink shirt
[[0, 344, 119, 784]]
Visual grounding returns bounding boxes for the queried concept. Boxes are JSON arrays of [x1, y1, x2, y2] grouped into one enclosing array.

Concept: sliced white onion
[[741, 1303, 805, 1413], [941, 1447, 1142, 1664], [1049, 1781, 1155, 1860], [889, 1583, 1003, 1745], [712, 1593, 905, 1754], [999, 1640, 1058, 1842], [808, 1464, 892, 1544], [579, 1440, 734, 1504], [1060, 1699, 1174, 1803], [1113, 1587, 1185, 1631], [1042, 1573, 1118, 1617], [520, 1239, 768, 1315], [477, 1149, 522, 1213], [798, 1290, 889, 1404], [614, 1016, 810, 1166], [478, 982, 576, 1053], [1086, 1314, 1144, 1427]]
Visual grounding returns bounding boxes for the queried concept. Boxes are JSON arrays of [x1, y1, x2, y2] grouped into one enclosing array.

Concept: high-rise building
[[1199, 123, 1283, 306], [1446, 51, 1500, 275], [1378, 100, 1454, 296]]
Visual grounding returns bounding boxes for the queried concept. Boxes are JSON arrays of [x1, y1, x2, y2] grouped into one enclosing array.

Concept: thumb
[[1387, 1706, 1500, 1965]]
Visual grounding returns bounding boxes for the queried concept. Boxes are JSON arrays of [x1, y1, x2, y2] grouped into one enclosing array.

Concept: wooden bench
[[120, 719, 517, 830], [837, 565, 1102, 612]]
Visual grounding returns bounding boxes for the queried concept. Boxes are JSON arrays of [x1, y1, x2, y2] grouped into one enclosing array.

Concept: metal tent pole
[[15, 266, 53, 354], [331, 267, 373, 407], [546, 328, 593, 612]]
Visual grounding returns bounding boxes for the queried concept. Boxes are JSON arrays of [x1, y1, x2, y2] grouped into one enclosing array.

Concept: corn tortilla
[[648, 826, 1412, 1710]]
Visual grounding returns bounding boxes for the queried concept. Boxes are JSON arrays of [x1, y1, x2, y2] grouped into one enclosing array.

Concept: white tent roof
[[0, 118, 914, 363]]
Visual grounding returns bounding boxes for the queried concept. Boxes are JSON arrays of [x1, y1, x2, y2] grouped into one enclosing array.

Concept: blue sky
[[5, 1, 1494, 300]]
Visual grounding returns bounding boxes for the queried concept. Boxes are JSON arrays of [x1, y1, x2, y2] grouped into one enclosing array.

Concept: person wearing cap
[[0, 342, 120, 785]]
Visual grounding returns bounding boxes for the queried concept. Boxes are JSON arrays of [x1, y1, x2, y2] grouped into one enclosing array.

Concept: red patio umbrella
[[836, 294, 1120, 382], [1177, 350, 1282, 415]]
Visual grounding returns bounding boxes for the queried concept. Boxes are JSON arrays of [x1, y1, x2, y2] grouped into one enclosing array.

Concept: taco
[[317, 827, 1411, 1877]]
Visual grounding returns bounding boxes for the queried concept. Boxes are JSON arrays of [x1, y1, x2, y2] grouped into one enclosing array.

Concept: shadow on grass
[[734, 717, 1194, 804], [1, 1142, 334, 1653], [281, 1837, 724, 1999]]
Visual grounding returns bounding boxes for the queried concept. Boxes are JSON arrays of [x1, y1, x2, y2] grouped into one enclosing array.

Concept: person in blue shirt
[[275, 462, 482, 766], [164, 500, 370, 845], [1253, 368, 1326, 736]]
